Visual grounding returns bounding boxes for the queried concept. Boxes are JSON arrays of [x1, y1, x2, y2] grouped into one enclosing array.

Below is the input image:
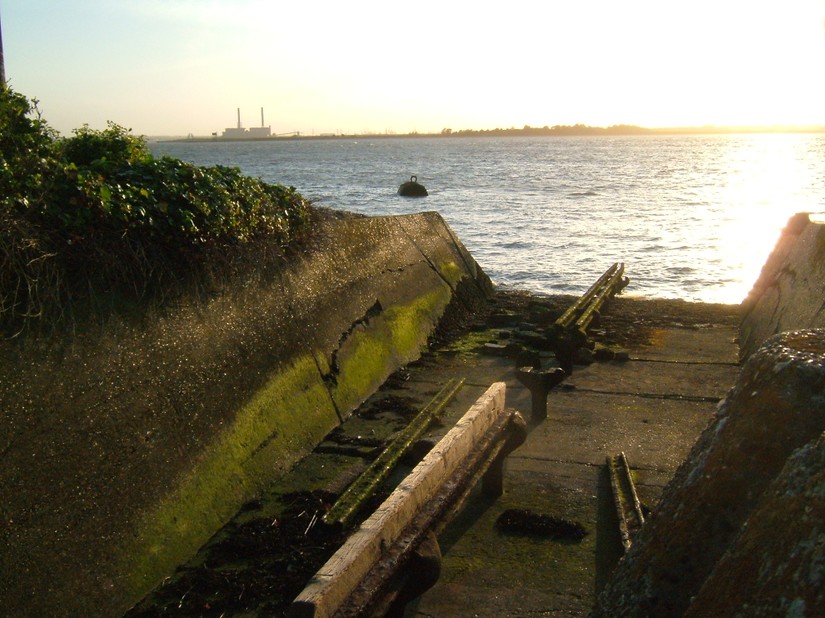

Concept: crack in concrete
[[394, 217, 484, 315], [311, 350, 344, 424], [513, 454, 678, 476], [565, 387, 722, 403], [273, 262, 346, 426], [630, 358, 739, 367], [402, 232, 459, 293], [328, 299, 383, 378], [512, 455, 601, 467], [249, 429, 281, 458], [437, 218, 489, 290]]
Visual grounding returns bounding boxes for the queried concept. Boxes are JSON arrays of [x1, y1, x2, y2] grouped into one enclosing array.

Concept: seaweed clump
[[496, 508, 588, 541], [125, 491, 348, 617]]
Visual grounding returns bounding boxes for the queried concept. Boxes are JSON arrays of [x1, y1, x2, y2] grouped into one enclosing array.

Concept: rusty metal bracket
[[514, 367, 566, 422]]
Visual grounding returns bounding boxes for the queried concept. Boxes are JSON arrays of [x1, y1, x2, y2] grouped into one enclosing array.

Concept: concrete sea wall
[[0, 212, 492, 617], [740, 212, 825, 360]]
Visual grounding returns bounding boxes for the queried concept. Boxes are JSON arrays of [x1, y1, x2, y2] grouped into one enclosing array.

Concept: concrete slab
[[630, 325, 740, 363], [565, 356, 738, 398], [405, 321, 740, 617], [523, 393, 718, 471], [407, 463, 603, 618]]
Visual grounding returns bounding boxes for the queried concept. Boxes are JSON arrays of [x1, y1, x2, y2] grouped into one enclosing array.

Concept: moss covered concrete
[[0, 211, 493, 617], [121, 283, 460, 595], [330, 288, 453, 411], [120, 353, 340, 594]]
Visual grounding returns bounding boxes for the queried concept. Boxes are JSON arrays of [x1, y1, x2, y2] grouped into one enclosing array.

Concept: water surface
[[151, 134, 825, 303]]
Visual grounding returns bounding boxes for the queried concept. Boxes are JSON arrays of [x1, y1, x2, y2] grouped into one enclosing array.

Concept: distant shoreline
[[154, 124, 825, 143]]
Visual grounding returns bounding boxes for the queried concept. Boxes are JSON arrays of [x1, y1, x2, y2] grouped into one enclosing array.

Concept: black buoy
[[398, 175, 428, 197]]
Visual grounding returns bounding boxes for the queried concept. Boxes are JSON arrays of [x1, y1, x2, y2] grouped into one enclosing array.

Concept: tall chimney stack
[[237, 108, 241, 129], [261, 107, 265, 128]]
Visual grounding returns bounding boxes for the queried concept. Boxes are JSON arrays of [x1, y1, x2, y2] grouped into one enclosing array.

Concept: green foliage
[[0, 86, 312, 336], [0, 88, 60, 211], [0, 88, 64, 331], [45, 139, 309, 248], [62, 121, 150, 167]]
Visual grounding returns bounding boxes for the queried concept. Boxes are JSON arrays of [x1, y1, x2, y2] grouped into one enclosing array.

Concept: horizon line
[[148, 123, 825, 141]]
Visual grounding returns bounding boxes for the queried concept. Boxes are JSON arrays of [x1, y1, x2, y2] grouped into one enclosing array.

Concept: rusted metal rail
[[574, 263, 627, 334], [290, 383, 526, 618], [550, 262, 629, 374], [323, 378, 465, 529], [607, 451, 646, 552], [555, 263, 623, 330], [513, 264, 629, 421]]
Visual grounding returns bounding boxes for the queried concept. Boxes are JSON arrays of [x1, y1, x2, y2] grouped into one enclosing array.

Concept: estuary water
[[150, 134, 825, 304]]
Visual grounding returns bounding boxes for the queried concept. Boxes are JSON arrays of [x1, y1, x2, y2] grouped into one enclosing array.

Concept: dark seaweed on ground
[[314, 443, 380, 459], [383, 366, 412, 389], [357, 393, 420, 419], [324, 425, 385, 448], [126, 490, 347, 617], [495, 508, 588, 541]]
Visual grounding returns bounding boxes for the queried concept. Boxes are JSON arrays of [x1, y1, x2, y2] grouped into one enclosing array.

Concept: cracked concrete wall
[[740, 212, 825, 360], [0, 211, 492, 618]]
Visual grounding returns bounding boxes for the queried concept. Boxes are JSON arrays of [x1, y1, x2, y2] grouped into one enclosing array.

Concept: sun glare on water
[[700, 134, 825, 304]]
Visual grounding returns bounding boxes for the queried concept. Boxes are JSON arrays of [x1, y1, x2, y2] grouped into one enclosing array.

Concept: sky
[[2, 0, 825, 137]]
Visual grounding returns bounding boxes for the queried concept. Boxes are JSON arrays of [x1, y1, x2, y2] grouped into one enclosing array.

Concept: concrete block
[[594, 329, 825, 617]]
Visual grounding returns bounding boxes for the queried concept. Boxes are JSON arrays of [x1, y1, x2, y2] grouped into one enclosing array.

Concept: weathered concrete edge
[[740, 212, 825, 359], [289, 382, 507, 618]]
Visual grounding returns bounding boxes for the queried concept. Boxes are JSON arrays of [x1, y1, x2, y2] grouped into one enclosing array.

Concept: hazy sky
[[3, 0, 825, 137]]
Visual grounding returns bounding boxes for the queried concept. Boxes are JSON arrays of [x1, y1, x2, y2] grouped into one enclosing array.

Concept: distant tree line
[[432, 124, 825, 138], [439, 124, 653, 137]]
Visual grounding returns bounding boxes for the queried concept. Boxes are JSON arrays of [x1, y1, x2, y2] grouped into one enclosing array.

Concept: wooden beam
[[290, 382, 507, 618]]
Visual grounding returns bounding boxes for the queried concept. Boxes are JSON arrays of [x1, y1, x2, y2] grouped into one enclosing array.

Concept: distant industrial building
[[222, 108, 271, 139], [246, 126, 272, 138]]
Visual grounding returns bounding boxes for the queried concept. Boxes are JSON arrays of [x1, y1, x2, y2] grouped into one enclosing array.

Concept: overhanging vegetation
[[0, 86, 311, 336]]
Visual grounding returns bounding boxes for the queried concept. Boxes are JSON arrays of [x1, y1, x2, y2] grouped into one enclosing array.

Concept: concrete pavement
[[400, 299, 740, 617]]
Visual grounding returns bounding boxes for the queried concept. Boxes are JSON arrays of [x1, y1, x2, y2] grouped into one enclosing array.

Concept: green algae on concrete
[[119, 276, 468, 603], [441, 328, 501, 360], [330, 286, 453, 413], [119, 353, 340, 597], [439, 260, 464, 288]]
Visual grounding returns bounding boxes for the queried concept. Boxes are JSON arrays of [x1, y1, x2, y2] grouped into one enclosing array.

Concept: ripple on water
[[151, 134, 825, 302]]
